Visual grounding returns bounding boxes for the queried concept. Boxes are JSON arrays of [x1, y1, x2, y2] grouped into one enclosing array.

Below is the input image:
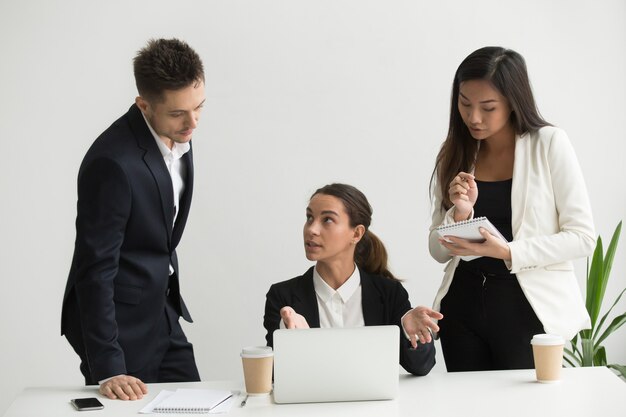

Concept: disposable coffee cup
[[241, 346, 273, 395], [530, 334, 565, 383]]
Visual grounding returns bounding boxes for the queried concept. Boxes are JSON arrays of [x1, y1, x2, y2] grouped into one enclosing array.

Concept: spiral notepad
[[151, 388, 232, 414], [436, 217, 506, 261], [436, 216, 506, 243]]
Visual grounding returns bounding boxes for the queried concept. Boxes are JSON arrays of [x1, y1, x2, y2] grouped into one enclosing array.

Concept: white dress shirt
[[313, 265, 365, 328], [279, 265, 413, 339], [279, 265, 364, 329], [143, 114, 190, 276], [143, 115, 190, 225]]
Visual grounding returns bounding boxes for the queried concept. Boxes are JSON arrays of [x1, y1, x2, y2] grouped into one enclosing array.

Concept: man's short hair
[[133, 38, 204, 103]]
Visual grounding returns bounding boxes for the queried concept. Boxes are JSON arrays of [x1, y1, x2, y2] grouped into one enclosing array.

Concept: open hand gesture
[[401, 306, 444, 349], [280, 306, 310, 329]]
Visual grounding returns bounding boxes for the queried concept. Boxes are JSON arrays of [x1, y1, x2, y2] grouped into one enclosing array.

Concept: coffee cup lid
[[241, 346, 273, 358], [531, 334, 564, 346]]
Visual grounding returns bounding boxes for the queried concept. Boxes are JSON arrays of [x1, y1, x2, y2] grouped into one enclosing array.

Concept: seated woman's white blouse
[[313, 265, 365, 328], [279, 265, 413, 340], [279, 265, 364, 328]]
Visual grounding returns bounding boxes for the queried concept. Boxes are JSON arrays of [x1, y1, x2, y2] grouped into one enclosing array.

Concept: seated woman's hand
[[280, 306, 310, 329], [402, 306, 444, 348]]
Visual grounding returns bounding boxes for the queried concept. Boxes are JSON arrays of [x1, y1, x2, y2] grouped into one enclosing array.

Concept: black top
[[461, 178, 513, 275]]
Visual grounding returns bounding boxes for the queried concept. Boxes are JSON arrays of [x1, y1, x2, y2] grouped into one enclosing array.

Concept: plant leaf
[[586, 221, 621, 331], [602, 221, 622, 287], [586, 237, 605, 328], [581, 338, 594, 367], [593, 287, 626, 342], [563, 355, 577, 367], [607, 364, 626, 380], [569, 334, 582, 356], [574, 221, 624, 371], [563, 347, 582, 366], [596, 312, 626, 347], [593, 345, 607, 366]]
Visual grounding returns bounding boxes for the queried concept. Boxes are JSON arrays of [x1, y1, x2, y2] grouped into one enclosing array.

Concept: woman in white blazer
[[429, 47, 595, 372]]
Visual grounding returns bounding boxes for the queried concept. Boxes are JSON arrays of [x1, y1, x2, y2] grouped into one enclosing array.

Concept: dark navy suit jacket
[[264, 266, 436, 376], [61, 104, 193, 382]]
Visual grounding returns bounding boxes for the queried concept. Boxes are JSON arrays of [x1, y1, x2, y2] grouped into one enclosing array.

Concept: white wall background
[[1, 0, 624, 413]]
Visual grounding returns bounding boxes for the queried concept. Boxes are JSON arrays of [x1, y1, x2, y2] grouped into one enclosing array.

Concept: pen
[[240, 394, 248, 407]]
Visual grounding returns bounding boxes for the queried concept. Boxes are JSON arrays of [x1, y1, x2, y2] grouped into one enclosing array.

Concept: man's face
[[136, 81, 206, 149]]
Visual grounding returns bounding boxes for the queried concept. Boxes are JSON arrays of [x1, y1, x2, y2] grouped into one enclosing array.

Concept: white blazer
[[429, 126, 595, 340]]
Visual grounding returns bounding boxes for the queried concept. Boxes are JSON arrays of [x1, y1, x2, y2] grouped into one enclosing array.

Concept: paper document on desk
[[139, 389, 235, 414]]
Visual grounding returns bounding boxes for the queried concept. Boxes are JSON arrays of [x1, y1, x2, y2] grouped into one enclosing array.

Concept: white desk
[[4, 367, 624, 417]]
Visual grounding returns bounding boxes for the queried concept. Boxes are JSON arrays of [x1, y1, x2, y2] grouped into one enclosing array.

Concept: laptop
[[272, 325, 400, 404]]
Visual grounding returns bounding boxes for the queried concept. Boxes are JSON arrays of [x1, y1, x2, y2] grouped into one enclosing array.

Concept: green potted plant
[[564, 221, 625, 378]]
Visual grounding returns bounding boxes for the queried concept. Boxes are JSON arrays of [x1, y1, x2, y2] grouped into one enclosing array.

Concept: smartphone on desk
[[71, 397, 104, 411]]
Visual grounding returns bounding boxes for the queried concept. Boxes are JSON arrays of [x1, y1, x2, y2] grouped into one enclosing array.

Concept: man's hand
[[99, 375, 148, 400], [280, 306, 310, 329]]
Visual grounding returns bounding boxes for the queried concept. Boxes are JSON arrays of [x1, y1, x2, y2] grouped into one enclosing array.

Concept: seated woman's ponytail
[[311, 183, 399, 281]]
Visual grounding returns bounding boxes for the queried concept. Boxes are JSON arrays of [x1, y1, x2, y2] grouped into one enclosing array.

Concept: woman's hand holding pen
[[443, 171, 511, 260], [449, 172, 477, 222]]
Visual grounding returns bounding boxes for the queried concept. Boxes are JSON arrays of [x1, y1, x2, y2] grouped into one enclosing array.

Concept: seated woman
[[263, 183, 442, 376]]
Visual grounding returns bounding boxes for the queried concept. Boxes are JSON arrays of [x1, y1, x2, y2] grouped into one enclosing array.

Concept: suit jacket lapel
[[291, 267, 321, 328], [127, 104, 175, 244], [360, 271, 385, 326], [511, 132, 530, 239]]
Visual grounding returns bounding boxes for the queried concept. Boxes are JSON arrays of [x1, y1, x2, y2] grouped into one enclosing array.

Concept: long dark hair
[[312, 183, 399, 281], [431, 46, 551, 211]]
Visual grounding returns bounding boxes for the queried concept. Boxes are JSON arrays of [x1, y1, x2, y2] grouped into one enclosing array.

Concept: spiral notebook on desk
[[435, 216, 507, 261], [140, 388, 233, 414]]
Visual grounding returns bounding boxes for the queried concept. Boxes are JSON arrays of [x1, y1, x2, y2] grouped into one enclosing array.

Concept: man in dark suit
[[61, 38, 205, 401]]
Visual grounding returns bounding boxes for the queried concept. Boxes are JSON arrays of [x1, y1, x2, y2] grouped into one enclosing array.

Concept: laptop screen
[[273, 325, 400, 404]]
